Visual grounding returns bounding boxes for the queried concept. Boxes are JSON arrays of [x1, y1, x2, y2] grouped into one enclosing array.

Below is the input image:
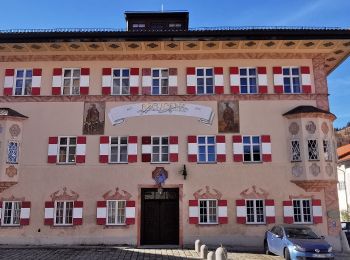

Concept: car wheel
[[264, 241, 271, 255], [284, 248, 291, 260]]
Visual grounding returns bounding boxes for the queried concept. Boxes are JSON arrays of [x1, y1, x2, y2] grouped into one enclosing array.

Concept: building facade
[[337, 144, 350, 221], [0, 11, 350, 249]]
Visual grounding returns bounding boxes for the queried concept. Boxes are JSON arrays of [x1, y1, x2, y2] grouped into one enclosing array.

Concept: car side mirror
[[320, 236, 325, 240]]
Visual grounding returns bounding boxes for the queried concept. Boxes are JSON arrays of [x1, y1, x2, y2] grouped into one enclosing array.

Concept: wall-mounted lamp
[[179, 165, 188, 180]]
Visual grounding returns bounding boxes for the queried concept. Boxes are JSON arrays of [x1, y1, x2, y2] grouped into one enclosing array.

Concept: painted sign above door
[[108, 102, 214, 125]]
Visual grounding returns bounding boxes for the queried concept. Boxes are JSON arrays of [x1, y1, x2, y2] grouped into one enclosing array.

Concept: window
[[243, 136, 261, 162], [282, 67, 301, 93], [107, 200, 126, 225], [54, 201, 73, 225], [7, 141, 19, 164], [14, 69, 32, 95], [308, 139, 319, 160], [196, 68, 214, 94], [291, 140, 301, 162], [152, 69, 169, 95], [339, 181, 346, 190], [63, 69, 80, 95], [199, 199, 217, 224], [198, 136, 216, 163], [293, 199, 312, 224], [151, 137, 169, 163], [58, 137, 77, 163], [246, 199, 265, 224], [110, 137, 128, 163], [112, 69, 129, 95], [323, 139, 332, 161], [2, 201, 21, 226], [239, 68, 257, 94]]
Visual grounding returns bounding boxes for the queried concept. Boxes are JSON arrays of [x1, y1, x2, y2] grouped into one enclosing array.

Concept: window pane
[[207, 137, 215, 144], [206, 69, 213, 76], [283, 68, 290, 75], [73, 69, 80, 77], [64, 70, 71, 77], [292, 68, 299, 75], [113, 69, 120, 77], [152, 70, 159, 77], [122, 69, 129, 77], [197, 69, 204, 76], [240, 69, 247, 76], [16, 70, 24, 77]]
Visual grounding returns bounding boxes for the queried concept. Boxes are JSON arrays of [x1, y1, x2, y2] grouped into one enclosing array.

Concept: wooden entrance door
[[141, 188, 179, 245]]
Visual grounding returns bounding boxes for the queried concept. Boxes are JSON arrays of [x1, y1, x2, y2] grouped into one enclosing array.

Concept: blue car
[[264, 225, 334, 260]]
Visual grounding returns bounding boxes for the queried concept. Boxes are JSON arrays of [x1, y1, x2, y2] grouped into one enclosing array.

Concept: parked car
[[341, 221, 350, 245], [264, 224, 334, 260]]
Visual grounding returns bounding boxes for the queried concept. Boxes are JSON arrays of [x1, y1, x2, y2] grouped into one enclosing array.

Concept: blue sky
[[0, 0, 349, 128]]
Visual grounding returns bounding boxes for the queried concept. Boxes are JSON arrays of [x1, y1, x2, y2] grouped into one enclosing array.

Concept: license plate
[[311, 253, 332, 258]]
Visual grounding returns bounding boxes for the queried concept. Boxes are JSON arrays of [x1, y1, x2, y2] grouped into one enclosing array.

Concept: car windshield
[[284, 227, 319, 239]]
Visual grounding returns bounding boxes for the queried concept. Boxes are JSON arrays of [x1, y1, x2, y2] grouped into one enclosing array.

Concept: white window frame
[[239, 67, 258, 94], [62, 68, 80, 95], [57, 136, 77, 164], [243, 135, 262, 162], [54, 200, 74, 226], [290, 139, 301, 162], [282, 67, 301, 94], [1, 201, 21, 226], [14, 68, 33, 96], [307, 139, 319, 161], [109, 136, 128, 164], [151, 68, 169, 95], [197, 135, 216, 163], [199, 199, 218, 224], [151, 136, 169, 163], [111, 68, 130, 95], [106, 200, 126, 225], [323, 139, 332, 161], [292, 199, 312, 224], [245, 199, 265, 224], [7, 140, 20, 164], [196, 67, 214, 95]]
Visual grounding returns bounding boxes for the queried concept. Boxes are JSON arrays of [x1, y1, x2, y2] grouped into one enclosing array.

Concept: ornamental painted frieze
[[193, 186, 222, 200], [305, 121, 316, 134], [240, 185, 269, 199], [289, 194, 314, 200], [291, 164, 303, 178], [309, 163, 321, 177], [0, 195, 25, 201], [289, 122, 299, 135], [50, 187, 79, 201], [9, 124, 21, 137], [102, 188, 132, 201]]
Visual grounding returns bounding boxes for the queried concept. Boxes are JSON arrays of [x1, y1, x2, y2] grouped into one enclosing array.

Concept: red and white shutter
[[141, 136, 151, 162], [76, 136, 86, 163], [312, 199, 323, 224], [20, 201, 31, 225], [125, 200, 136, 225], [96, 201, 107, 225], [265, 199, 275, 224], [283, 200, 294, 224], [230, 67, 239, 94], [130, 68, 139, 95], [218, 200, 228, 224], [186, 67, 196, 94], [99, 136, 109, 163], [4, 69, 15, 96], [232, 135, 243, 162], [301, 66, 312, 94], [273, 67, 283, 94], [48, 136, 58, 163], [102, 68, 112, 95], [236, 199, 246, 224], [73, 201, 83, 225], [52, 68, 62, 95], [31, 69, 42, 95], [216, 135, 226, 162], [128, 136, 137, 163], [189, 200, 199, 224], [214, 67, 224, 94], [257, 67, 268, 94], [187, 136, 198, 162], [80, 68, 90, 95], [44, 201, 54, 225], [169, 68, 178, 95], [261, 135, 272, 162], [169, 136, 179, 162], [141, 68, 151, 95]]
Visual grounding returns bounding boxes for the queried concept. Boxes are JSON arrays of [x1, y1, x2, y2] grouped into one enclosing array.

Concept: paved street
[[0, 247, 348, 260]]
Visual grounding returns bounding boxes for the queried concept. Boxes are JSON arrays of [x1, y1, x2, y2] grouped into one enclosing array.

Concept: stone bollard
[[207, 251, 215, 260], [215, 245, 227, 260], [200, 244, 208, 259], [195, 239, 202, 253]]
